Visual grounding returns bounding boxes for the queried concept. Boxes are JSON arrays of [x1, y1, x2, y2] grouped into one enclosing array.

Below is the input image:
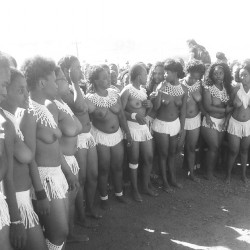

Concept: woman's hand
[[66, 172, 79, 192], [135, 114, 146, 125], [205, 115, 215, 129], [36, 198, 50, 215], [177, 129, 186, 153], [10, 222, 27, 249], [126, 133, 133, 147], [142, 100, 153, 109]]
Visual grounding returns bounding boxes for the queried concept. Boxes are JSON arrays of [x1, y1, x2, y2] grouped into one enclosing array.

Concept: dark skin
[[201, 66, 233, 180], [226, 68, 250, 184]]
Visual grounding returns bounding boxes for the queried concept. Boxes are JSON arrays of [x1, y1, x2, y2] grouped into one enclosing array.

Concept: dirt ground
[[66, 155, 250, 250]]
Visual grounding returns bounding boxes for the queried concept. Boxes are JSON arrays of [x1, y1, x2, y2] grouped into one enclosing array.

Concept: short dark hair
[[10, 68, 24, 85], [129, 63, 146, 82], [58, 55, 78, 71], [21, 56, 56, 91], [185, 60, 205, 76], [164, 59, 185, 79], [87, 65, 105, 92]]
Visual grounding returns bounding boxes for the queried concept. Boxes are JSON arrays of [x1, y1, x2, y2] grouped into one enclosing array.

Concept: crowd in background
[[0, 39, 249, 250]]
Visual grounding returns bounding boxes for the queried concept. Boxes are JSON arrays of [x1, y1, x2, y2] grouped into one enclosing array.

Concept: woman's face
[[164, 70, 176, 83], [0, 68, 10, 103], [212, 66, 224, 84], [153, 66, 164, 84], [187, 72, 201, 85], [43, 71, 58, 100], [95, 70, 109, 90], [56, 69, 70, 97], [239, 68, 250, 85], [69, 59, 82, 83], [7, 76, 28, 109]]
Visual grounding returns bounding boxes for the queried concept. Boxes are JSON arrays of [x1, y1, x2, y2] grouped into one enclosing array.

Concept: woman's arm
[[3, 121, 27, 249], [20, 111, 50, 215]]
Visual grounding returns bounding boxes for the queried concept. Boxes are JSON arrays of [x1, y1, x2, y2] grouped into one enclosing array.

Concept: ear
[[37, 78, 46, 89]]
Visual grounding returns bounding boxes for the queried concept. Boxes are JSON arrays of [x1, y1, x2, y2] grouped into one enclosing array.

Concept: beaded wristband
[[131, 113, 137, 120], [11, 220, 22, 225]]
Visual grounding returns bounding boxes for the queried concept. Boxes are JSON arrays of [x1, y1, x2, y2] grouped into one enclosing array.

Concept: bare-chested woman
[[146, 62, 164, 132], [181, 60, 213, 181], [226, 60, 250, 184], [121, 63, 158, 202], [53, 66, 89, 242], [1, 68, 48, 250], [86, 65, 132, 209], [201, 62, 232, 180], [21, 56, 78, 250], [152, 59, 187, 191], [0, 55, 14, 250], [58, 56, 101, 222]]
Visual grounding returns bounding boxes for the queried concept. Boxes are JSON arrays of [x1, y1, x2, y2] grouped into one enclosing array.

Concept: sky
[[0, 0, 249, 67]]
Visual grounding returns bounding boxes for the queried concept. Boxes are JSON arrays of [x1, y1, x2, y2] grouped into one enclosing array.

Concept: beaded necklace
[[54, 100, 74, 118], [28, 98, 57, 129], [237, 83, 250, 109], [128, 84, 147, 101], [182, 79, 200, 97], [163, 82, 184, 96], [208, 84, 229, 103], [87, 88, 118, 108], [2, 109, 24, 141]]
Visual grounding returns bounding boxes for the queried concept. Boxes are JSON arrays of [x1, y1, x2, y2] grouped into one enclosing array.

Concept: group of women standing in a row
[[0, 52, 250, 250]]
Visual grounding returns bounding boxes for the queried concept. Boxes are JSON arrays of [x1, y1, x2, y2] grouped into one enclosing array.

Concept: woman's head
[[21, 56, 57, 100], [55, 66, 70, 97], [129, 63, 147, 85], [235, 60, 250, 86], [88, 65, 109, 92], [205, 62, 232, 94], [185, 60, 205, 85], [0, 55, 10, 103], [6, 68, 28, 109], [100, 64, 111, 86], [146, 62, 164, 94], [164, 59, 185, 82]]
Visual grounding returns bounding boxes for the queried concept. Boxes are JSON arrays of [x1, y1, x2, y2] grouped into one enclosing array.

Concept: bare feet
[[171, 181, 183, 189], [86, 209, 103, 220], [115, 195, 128, 204], [188, 174, 200, 183], [100, 200, 110, 210], [162, 184, 174, 193], [67, 233, 89, 243], [142, 188, 159, 197], [132, 191, 143, 202]]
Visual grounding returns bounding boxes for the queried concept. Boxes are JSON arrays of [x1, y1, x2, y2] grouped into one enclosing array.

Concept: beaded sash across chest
[[237, 83, 250, 109], [28, 98, 57, 129], [2, 109, 24, 141], [208, 84, 229, 103], [87, 88, 118, 108], [182, 80, 200, 97], [163, 82, 184, 96], [54, 100, 74, 118], [128, 84, 147, 101]]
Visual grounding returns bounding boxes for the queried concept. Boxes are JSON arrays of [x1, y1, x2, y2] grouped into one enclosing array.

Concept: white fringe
[[91, 126, 123, 147], [184, 112, 201, 130], [202, 116, 225, 132], [77, 132, 96, 149], [37, 166, 68, 201], [16, 190, 39, 229], [127, 121, 152, 142], [64, 155, 79, 176], [0, 192, 10, 230], [227, 116, 250, 138], [46, 239, 64, 250], [152, 118, 180, 137]]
